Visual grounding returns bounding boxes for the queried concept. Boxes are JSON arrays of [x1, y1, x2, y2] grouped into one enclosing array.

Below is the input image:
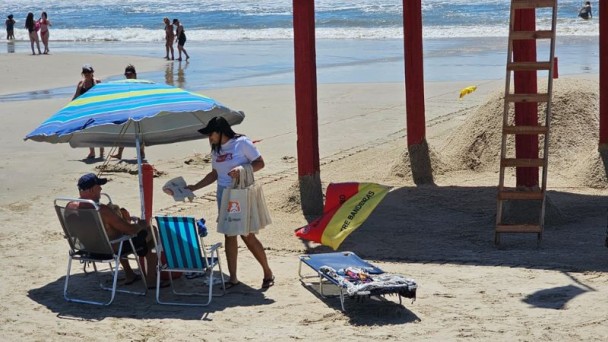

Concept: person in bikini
[[163, 17, 174, 60], [24, 12, 41, 55], [110, 65, 145, 160], [72, 64, 104, 160], [38, 11, 51, 54], [5, 14, 15, 40]]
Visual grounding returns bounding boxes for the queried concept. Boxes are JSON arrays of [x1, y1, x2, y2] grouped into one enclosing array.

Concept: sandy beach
[[1, 46, 608, 342]]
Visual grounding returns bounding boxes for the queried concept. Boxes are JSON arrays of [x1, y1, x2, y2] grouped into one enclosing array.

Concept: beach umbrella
[[25, 79, 245, 218]]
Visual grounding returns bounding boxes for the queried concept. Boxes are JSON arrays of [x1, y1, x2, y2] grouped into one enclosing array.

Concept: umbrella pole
[[135, 127, 145, 220]]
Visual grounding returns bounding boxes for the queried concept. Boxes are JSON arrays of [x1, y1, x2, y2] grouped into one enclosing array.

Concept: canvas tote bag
[[218, 165, 272, 236], [217, 177, 250, 236], [239, 164, 272, 234], [248, 179, 272, 233]]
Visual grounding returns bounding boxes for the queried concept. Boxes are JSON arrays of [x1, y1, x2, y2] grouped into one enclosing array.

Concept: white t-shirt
[[212, 135, 261, 187]]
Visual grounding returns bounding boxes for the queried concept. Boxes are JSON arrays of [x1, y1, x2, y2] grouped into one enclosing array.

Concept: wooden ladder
[[495, 0, 557, 245]]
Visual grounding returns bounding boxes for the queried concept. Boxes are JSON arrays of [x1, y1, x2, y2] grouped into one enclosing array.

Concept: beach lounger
[[54, 195, 147, 305], [298, 251, 417, 311], [153, 216, 225, 306]]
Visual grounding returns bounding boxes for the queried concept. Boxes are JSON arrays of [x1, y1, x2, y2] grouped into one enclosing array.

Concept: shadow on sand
[[28, 273, 273, 321], [305, 185, 608, 273]]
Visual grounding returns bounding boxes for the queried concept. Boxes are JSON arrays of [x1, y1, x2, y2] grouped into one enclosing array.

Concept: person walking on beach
[[38, 11, 51, 54], [578, 1, 592, 20], [173, 19, 189, 61], [111, 65, 146, 160], [25, 12, 41, 55], [187, 116, 274, 290], [72, 64, 104, 160], [5, 14, 15, 40], [163, 17, 174, 60]]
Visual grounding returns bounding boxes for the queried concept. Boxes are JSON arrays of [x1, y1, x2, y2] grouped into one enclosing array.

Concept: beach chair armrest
[[109, 234, 135, 244], [207, 242, 222, 254]]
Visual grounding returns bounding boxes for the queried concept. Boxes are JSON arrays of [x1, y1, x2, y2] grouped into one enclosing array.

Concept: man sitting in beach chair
[[67, 173, 159, 287]]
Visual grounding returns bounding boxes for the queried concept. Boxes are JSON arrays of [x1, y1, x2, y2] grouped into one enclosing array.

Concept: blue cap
[[78, 173, 107, 191]]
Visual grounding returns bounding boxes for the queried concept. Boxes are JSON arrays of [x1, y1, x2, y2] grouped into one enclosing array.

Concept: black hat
[[198, 116, 231, 135], [78, 173, 107, 191]]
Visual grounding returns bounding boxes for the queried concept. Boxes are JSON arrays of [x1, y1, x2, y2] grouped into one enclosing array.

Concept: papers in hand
[[162, 177, 195, 202]]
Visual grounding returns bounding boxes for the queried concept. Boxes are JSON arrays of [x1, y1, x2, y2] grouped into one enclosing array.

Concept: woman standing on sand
[[24, 12, 41, 55], [39, 12, 51, 54], [187, 116, 274, 290], [72, 64, 104, 160]]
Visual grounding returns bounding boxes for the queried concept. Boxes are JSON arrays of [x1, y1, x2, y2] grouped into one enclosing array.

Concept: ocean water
[[1, 0, 599, 42], [0, 1, 600, 100]]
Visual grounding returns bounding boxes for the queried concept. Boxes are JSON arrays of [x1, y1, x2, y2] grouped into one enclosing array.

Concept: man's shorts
[[120, 229, 149, 257]]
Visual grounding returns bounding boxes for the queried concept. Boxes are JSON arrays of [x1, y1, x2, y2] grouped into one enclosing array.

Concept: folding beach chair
[[54, 195, 147, 305], [299, 251, 417, 311], [153, 216, 226, 306]]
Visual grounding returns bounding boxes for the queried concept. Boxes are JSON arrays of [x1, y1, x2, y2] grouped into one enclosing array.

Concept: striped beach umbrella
[[25, 79, 245, 219], [25, 79, 245, 147]]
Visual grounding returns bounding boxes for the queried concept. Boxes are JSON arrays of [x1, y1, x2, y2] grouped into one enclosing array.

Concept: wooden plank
[[507, 61, 552, 71], [510, 30, 553, 40], [501, 158, 546, 168], [497, 190, 544, 200], [503, 125, 548, 135], [495, 224, 542, 233], [512, 0, 556, 9], [505, 93, 550, 103]]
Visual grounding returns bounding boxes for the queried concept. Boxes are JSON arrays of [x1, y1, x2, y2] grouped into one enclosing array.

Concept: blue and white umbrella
[[25, 79, 245, 217], [25, 79, 244, 147]]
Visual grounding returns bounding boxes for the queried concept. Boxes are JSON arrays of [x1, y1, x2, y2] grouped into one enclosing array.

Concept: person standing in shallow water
[[173, 18, 190, 61], [578, 1, 592, 20], [5, 14, 15, 40], [163, 17, 174, 60], [25, 12, 41, 55], [39, 11, 51, 54]]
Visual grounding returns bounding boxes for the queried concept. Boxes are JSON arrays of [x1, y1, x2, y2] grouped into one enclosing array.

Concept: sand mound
[[442, 77, 604, 187], [575, 148, 608, 188], [271, 180, 303, 212], [388, 144, 448, 179]]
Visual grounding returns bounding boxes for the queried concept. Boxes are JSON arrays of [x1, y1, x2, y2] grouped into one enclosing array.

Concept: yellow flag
[[320, 183, 391, 250]]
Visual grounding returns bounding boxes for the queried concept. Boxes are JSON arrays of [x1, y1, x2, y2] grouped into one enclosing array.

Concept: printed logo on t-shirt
[[216, 153, 233, 163]]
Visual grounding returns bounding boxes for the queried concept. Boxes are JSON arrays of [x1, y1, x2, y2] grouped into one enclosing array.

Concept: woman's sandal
[[224, 281, 241, 290], [261, 275, 275, 289]]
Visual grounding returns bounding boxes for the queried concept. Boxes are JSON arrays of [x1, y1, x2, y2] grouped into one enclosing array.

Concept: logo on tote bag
[[227, 200, 241, 213]]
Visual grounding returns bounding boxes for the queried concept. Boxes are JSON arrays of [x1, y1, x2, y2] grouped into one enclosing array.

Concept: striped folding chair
[[153, 216, 226, 306]]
